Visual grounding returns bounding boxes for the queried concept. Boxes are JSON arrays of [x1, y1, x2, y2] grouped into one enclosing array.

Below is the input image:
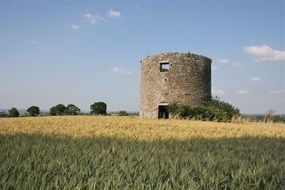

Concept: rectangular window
[[160, 62, 170, 72]]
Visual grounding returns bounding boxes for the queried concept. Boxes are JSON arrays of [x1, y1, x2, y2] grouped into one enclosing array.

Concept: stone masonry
[[140, 52, 211, 119]]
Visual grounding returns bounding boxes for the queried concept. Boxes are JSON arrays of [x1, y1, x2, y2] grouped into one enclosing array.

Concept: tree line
[[1, 102, 108, 117]]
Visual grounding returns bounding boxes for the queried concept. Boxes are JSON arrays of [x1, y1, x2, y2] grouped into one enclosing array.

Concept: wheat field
[[0, 116, 284, 140], [0, 116, 285, 189]]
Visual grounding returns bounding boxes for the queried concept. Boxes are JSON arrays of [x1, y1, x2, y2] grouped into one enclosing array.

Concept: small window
[[160, 62, 170, 72]]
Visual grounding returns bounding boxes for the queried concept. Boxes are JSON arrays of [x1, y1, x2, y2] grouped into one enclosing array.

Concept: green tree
[[118, 110, 128, 116], [50, 104, 66, 116], [8, 107, 20, 117], [204, 96, 240, 122], [50, 106, 57, 116], [90, 102, 107, 115], [65, 104, 81, 115], [27, 106, 40, 116]]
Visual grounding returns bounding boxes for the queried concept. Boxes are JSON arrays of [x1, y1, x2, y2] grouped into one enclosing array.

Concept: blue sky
[[0, 0, 284, 114]]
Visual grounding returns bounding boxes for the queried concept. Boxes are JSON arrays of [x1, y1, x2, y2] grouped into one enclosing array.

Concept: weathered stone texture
[[140, 52, 211, 119]]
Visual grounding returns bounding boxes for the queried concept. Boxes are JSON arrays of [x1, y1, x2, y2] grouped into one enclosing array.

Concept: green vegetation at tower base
[[0, 134, 284, 189], [169, 96, 240, 122]]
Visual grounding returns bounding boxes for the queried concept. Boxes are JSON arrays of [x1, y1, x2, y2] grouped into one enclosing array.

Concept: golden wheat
[[0, 116, 284, 141], [1, 116, 285, 189]]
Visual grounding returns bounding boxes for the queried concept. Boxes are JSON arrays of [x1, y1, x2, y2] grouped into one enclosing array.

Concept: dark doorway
[[158, 105, 169, 119]]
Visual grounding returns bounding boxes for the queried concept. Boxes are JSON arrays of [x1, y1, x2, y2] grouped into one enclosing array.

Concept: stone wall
[[140, 52, 211, 119]]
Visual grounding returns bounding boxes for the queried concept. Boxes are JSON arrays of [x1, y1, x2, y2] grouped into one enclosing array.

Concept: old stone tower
[[140, 52, 211, 119]]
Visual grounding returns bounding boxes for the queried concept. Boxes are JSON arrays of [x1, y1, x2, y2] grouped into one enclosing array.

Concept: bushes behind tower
[[169, 96, 240, 122]]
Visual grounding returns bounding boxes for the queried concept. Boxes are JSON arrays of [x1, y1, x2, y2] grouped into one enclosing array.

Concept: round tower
[[140, 52, 211, 119]]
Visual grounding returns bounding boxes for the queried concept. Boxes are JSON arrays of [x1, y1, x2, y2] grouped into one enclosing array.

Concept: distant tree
[[90, 102, 107, 115], [27, 106, 40, 116], [8, 107, 19, 117], [55, 104, 66, 115], [265, 109, 275, 123], [50, 106, 57, 116], [65, 104, 81, 115], [50, 104, 66, 116], [118, 110, 128, 116]]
